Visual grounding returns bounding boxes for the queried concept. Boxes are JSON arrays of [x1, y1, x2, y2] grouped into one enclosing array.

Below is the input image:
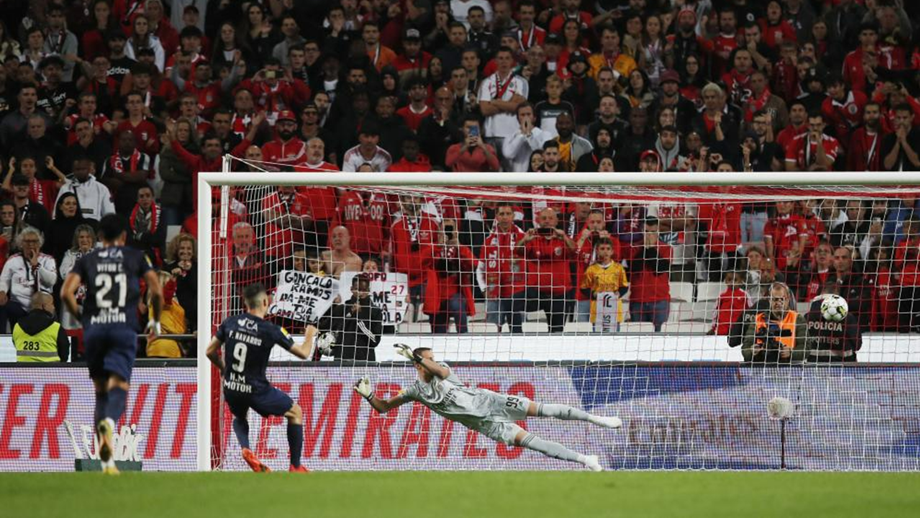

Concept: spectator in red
[[2, 156, 65, 215], [65, 93, 115, 146], [99, 130, 153, 214], [790, 240, 835, 302], [387, 136, 431, 172], [261, 185, 313, 261], [894, 215, 920, 332], [548, 0, 592, 35], [722, 49, 755, 108], [425, 219, 476, 333], [866, 242, 900, 332], [759, 1, 797, 50], [477, 202, 527, 333], [127, 185, 165, 265], [843, 23, 879, 94], [515, 1, 545, 51], [173, 58, 244, 118], [394, 28, 432, 83], [848, 101, 887, 171], [515, 208, 576, 333], [262, 110, 307, 167], [332, 188, 390, 261], [144, 0, 179, 56], [396, 77, 433, 132], [237, 59, 310, 123], [229, 221, 267, 311], [627, 216, 672, 332], [822, 74, 867, 146], [830, 245, 872, 331], [707, 271, 749, 336], [698, 197, 743, 281], [776, 101, 808, 150], [764, 200, 808, 273], [785, 111, 839, 171], [390, 194, 438, 321], [711, 8, 741, 79], [445, 115, 500, 172], [116, 92, 160, 156]]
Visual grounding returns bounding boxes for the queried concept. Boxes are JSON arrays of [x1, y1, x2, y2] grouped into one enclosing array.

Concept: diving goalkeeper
[[354, 345, 621, 471]]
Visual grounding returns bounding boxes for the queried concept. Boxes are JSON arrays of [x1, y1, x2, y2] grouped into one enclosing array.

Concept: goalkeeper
[[354, 345, 622, 471]]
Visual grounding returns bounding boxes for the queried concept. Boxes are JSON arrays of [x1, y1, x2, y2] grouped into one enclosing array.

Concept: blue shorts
[[225, 387, 294, 419], [84, 324, 138, 382]]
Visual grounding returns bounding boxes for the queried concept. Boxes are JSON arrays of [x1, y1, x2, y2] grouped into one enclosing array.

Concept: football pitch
[[5, 472, 920, 518]]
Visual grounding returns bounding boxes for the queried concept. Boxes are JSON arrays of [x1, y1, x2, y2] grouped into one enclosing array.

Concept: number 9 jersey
[[73, 246, 152, 331], [215, 313, 295, 394]]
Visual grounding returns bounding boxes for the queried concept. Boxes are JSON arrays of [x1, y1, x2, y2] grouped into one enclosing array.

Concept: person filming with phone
[[445, 115, 500, 172], [515, 208, 577, 333]]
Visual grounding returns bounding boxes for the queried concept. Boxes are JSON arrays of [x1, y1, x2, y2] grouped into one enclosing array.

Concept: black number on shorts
[[506, 396, 520, 407]]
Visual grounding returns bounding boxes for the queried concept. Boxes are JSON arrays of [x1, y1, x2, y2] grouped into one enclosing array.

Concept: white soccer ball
[[820, 294, 849, 322]]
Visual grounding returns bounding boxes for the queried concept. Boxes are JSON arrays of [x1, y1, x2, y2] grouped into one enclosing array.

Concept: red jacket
[[172, 138, 250, 210], [262, 137, 307, 168], [479, 225, 527, 299], [628, 242, 672, 303], [261, 190, 313, 258], [519, 236, 573, 295], [387, 155, 431, 172], [390, 214, 438, 287], [870, 267, 900, 331], [821, 90, 867, 146], [424, 244, 477, 317], [895, 236, 920, 286], [238, 79, 310, 115], [711, 287, 748, 335], [699, 202, 741, 254], [331, 190, 390, 256]]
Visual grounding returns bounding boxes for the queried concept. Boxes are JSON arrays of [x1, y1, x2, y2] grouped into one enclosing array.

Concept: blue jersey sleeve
[[215, 318, 228, 343], [136, 250, 153, 278], [276, 326, 295, 351], [71, 253, 88, 280]]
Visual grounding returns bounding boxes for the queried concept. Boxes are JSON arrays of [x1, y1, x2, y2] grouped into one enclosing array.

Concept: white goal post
[[196, 171, 920, 472]]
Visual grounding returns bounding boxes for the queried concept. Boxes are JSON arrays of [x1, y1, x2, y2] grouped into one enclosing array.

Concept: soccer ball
[[820, 295, 849, 322]]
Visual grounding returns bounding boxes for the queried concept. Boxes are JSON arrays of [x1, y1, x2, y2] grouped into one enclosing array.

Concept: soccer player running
[[207, 283, 316, 473], [355, 345, 621, 471], [61, 214, 164, 475]]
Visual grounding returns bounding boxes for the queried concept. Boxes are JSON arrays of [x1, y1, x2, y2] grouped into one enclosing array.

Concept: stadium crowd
[[1, 0, 920, 362]]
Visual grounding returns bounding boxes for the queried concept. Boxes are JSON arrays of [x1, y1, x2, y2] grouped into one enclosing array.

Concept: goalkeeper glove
[[315, 331, 336, 357], [394, 343, 423, 363], [354, 376, 373, 400]]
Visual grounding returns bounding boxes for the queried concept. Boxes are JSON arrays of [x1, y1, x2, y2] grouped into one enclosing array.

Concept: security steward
[[742, 282, 809, 364], [804, 282, 862, 363], [13, 293, 69, 362], [316, 274, 383, 361]]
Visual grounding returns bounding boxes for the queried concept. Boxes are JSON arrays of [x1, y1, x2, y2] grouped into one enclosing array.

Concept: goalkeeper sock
[[287, 422, 304, 468], [232, 418, 251, 450], [537, 403, 592, 422], [94, 391, 108, 426], [519, 433, 585, 464], [105, 387, 127, 423]]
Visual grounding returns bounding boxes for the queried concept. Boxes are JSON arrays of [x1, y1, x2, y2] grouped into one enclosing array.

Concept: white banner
[[269, 270, 339, 323], [339, 271, 409, 325]]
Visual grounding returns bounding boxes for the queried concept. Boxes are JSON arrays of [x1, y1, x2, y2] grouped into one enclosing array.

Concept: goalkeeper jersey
[[400, 362, 496, 420]]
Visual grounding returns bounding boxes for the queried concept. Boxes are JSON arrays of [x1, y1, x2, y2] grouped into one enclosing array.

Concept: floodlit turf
[[5, 472, 919, 518]]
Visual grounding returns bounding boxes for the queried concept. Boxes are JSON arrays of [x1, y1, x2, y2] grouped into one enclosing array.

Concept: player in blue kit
[[61, 214, 163, 475], [207, 283, 316, 472]]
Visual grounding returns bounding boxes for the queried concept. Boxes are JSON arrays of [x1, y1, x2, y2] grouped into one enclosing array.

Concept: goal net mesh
[[205, 174, 920, 471]]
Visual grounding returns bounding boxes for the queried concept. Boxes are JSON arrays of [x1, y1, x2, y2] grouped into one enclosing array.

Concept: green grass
[[5, 472, 920, 518]]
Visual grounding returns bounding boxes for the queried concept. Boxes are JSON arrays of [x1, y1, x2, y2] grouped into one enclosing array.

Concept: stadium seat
[[620, 322, 656, 333], [563, 322, 594, 333], [522, 322, 549, 333], [399, 322, 431, 334], [662, 322, 710, 334], [693, 282, 726, 321], [468, 322, 499, 333]]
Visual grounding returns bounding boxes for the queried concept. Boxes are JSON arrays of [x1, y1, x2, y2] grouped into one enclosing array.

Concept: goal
[[197, 168, 920, 472]]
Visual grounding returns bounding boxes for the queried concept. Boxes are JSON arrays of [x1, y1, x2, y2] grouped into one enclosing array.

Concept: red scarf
[[746, 89, 771, 121], [130, 201, 160, 235], [110, 149, 141, 175], [29, 180, 47, 208]]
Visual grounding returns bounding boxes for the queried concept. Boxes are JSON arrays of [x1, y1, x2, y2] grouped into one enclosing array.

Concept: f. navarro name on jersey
[[230, 329, 264, 347]]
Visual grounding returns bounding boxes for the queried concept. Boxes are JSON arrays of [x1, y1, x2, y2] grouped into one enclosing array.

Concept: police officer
[[13, 293, 69, 362], [741, 282, 810, 364], [804, 282, 862, 363], [316, 274, 383, 361]]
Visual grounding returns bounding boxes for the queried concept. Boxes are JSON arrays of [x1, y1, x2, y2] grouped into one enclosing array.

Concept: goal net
[[198, 169, 920, 472]]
